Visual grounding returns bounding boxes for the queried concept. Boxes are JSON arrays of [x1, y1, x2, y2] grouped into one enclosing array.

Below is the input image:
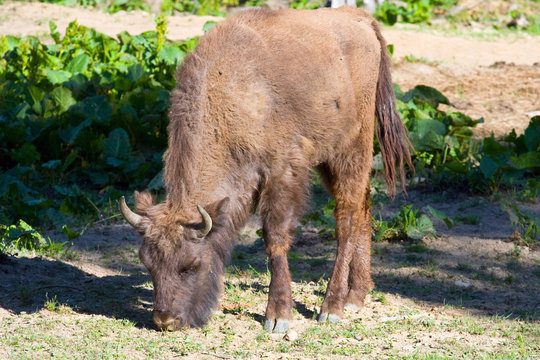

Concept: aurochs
[[119, 6, 412, 332]]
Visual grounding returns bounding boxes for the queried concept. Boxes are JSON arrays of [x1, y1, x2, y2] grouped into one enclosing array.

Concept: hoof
[[318, 312, 341, 323], [264, 318, 290, 333], [345, 303, 362, 311]]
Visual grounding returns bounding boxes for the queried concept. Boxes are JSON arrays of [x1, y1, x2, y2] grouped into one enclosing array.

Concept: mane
[[164, 52, 208, 204]]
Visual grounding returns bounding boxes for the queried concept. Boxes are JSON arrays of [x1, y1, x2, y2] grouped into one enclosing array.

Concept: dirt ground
[[0, 2, 539, 358]]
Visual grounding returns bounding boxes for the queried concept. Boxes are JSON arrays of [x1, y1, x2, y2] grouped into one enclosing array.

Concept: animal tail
[[371, 19, 413, 199]]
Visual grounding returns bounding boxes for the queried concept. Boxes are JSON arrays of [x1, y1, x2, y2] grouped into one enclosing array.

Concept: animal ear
[[134, 191, 155, 214], [206, 197, 230, 224]]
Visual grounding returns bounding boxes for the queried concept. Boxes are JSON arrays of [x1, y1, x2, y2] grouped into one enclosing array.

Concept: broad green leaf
[[50, 86, 76, 112], [66, 54, 90, 74], [512, 152, 540, 170], [479, 155, 499, 179], [406, 215, 436, 240], [10, 143, 40, 166], [61, 225, 83, 241], [482, 136, 507, 156], [202, 21, 217, 32], [58, 119, 92, 144], [148, 170, 164, 190], [445, 159, 468, 174], [68, 96, 112, 126], [86, 171, 109, 185], [158, 45, 184, 66], [46, 69, 71, 84], [62, 150, 79, 172], [401, 85, 450, 108], [28, 86, 45, 105], [42, 160, 61, 169], [415, 131, 445, 151], [523, 116, 540, 151], [415, 119, 446, 138], [426, 205, 453, 229], [127, 64, 144, 83], [103, 128, 131, 159], [106, 157, 125, 167], [49, 21, 61, 43], [386, 43, 394, 57]]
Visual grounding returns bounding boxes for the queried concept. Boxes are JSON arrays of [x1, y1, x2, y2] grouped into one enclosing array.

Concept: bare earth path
[[0, 2, 539, 359]]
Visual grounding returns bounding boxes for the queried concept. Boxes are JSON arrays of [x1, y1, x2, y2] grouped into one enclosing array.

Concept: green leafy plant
[[373, 205, 436, 242], [375, 0, 458, 25], [0, 19, 198, 226], [0, 220, 70, 256], [392, 84, 539, 194], [501, 201, 539, 247], [426, 205, 453, 229], [301, 200, 336, 237]]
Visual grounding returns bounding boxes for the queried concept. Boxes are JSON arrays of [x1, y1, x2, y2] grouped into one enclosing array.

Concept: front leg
[[263, 234, 293, 333], [259, 160, 309, 332]]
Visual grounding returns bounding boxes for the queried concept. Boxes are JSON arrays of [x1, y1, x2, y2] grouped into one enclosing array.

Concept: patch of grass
[[44, 295, 72, 314], [404, 54, 440, 66], [370, 290, 387, 304], [457, 262, 473, 271], [406, 254, 423, 264], [405, 243, 430, 253], [454, 214, 481, 225]]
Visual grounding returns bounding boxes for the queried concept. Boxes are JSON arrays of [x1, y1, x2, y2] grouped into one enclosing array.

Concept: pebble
[[455, 280, 471, 288], [284, 330, 298, 342]]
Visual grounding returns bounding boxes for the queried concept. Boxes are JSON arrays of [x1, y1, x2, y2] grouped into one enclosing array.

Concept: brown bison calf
[[119, 7, 411, 332]]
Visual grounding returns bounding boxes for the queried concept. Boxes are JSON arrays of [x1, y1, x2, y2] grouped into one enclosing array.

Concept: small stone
[[455, 280, 471, 288], [284, 330, 298, 342]]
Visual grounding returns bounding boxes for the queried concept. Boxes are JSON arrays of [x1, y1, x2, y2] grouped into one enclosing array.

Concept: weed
[[404, 54, 439, 65], [454, 214, 481, 225], [0, 220, 70, 256], [370, 290, 387, 304], [502, 201, 539, 246], [44, 295, 59, 312], [405, 243, 430, 253], [374, 205, 436, 242], [517, 179, 540, 202]]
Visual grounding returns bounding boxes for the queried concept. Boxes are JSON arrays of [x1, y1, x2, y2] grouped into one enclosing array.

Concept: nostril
[[153, 310, 184, 331]]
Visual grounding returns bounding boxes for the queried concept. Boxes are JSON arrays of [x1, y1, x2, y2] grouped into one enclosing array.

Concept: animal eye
[[179, 265, 198, 275]]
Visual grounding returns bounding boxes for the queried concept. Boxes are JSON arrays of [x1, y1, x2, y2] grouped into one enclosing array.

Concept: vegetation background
[[0, 0, 539, 358]]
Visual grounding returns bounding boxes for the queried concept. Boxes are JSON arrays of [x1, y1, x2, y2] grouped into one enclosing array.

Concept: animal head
[[119, 191, 229, 330]]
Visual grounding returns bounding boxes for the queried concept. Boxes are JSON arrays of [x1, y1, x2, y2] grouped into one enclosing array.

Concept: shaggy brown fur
[[120, 6, 412, 332]]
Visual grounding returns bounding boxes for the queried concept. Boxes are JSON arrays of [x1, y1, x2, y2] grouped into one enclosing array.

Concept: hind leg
[[259, 164, 309, 332], [344, 184, 374, 310], [317, 147, 373, 322]]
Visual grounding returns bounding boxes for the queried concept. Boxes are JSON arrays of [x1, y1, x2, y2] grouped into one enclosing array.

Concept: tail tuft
[[372, 20, 413, 199]]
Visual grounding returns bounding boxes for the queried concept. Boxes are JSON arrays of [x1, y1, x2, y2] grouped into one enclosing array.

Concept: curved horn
[[196, 205, 212, 238], [119, 196, 143, 228]]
